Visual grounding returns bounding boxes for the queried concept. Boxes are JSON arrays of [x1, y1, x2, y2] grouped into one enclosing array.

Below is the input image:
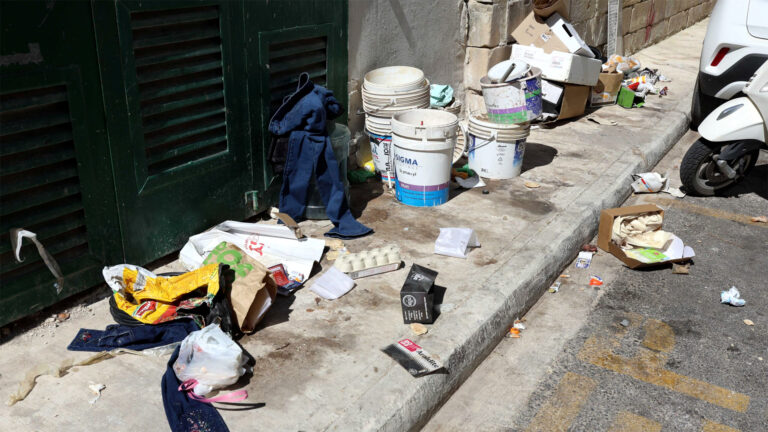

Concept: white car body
[[698, 0, 768, 100]]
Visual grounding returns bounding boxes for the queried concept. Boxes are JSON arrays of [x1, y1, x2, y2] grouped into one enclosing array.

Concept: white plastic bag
[[434, 228, 481, 259], [173, 324, 247, 396]]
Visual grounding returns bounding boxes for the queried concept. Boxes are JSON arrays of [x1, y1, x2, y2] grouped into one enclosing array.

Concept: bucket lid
[[362, 80, 430, 97], [363, 66, 426, 93], [391, 109, 459, 144]]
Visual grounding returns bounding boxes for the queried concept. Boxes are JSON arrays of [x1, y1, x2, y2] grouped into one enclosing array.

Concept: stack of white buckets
[[362, 66, 430, 186]]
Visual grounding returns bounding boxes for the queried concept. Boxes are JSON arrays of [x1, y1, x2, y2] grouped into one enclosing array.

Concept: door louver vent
[[268, 36, 328, 114], [0, 85, 89, 283], [130, 5, 228, 175]]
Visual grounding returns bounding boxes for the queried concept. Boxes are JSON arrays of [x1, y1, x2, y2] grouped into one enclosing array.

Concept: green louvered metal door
[[93, 0, 254, 265], [248, 0, 349, 203], [0, 1, 122, 326]]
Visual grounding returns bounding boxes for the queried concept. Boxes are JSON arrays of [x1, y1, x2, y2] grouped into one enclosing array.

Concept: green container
[[617, 86, 636, 108]]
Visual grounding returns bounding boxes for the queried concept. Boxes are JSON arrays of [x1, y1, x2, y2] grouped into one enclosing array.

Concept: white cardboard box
[[545, 13, 594, 58], [511, 44, 602, 86]]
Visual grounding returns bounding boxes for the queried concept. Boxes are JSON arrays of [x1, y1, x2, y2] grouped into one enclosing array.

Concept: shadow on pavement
[[522, 142, 558, 173]]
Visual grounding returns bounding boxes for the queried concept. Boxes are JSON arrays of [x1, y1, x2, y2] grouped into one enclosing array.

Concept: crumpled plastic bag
[[173, 324, 247, 396], [720, 286, 746, 307], [434, 228, 481, 259]]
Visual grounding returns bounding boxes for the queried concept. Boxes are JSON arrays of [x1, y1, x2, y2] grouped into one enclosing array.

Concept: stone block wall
[[461, 0, 715, 116]]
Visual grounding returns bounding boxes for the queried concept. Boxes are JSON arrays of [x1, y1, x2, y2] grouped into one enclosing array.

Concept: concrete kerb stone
[[327, 40, 695, 432]]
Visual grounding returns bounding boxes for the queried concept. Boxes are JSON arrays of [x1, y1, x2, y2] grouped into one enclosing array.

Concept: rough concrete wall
[[347, 0, 465, 136]]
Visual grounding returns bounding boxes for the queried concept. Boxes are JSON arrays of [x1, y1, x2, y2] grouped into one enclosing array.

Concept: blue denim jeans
[[270, 73, 372, 239], [67, 320, 199, 352]]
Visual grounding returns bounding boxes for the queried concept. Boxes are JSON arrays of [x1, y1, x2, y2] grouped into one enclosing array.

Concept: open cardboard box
[[598, 204, 695, 269], [542, 80, 590, 120], [511, 44, 601, 86]]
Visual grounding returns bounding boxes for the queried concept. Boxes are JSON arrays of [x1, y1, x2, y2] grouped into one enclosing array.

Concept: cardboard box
[[590, 72, 623, 105], [541, 80, 589, 120], [511, 44, 602, 86], [512, 12, 569, 54], [400, 264, 437, 324], [598, 205, 695, 269], [533, 0, 568, 20], [545, 14, 594, 58], [511, 12, 592, 58]]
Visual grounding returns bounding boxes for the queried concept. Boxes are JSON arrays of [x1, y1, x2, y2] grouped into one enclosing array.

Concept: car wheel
[[690, 78, 722, 131]]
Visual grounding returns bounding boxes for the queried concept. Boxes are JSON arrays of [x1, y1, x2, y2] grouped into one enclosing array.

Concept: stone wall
[[461, 0, 715, 116]]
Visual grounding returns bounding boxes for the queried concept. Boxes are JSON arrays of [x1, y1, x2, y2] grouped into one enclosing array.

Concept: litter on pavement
[[575, 251, 594, 269], [381, 339, 443, 377], [744, 319, 755, 326], [598, 204, 695, 268], [401, 264, 438, 324], [309, 267, 356, 300], [721, 286, 746, 307], [434, 228, 481, 259]]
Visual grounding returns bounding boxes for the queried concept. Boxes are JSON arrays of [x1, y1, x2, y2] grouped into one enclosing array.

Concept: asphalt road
[[424, 131, 768, 431]]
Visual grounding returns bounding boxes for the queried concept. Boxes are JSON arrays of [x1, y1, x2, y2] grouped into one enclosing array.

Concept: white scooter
[[681, 60, 768, 196]]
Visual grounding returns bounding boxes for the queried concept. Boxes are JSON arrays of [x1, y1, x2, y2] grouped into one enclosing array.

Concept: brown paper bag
[[203, 242, 277, 333]]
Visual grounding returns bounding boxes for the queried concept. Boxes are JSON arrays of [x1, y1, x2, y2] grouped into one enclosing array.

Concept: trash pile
[[598, 204, 695, 268]]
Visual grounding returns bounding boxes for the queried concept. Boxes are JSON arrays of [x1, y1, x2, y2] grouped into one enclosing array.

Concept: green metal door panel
[[93, 0, 255, 265], [0, 2, 122, 326], [247, 0, 349, 199]]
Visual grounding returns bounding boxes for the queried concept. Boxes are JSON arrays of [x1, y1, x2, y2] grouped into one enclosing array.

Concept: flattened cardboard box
[[598, 204, 693, 269]]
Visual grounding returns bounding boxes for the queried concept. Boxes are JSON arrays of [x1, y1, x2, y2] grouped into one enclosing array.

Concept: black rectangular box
[[400, 264, 437, 324]]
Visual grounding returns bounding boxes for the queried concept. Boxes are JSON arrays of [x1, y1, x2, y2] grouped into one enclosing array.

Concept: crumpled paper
[[720, 286, 745, 307]]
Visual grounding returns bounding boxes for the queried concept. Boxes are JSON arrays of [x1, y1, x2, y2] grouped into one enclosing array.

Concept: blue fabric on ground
[[67, 320, 199, 352], [270, 73, 372, 239], [162, 345, 229, 432]]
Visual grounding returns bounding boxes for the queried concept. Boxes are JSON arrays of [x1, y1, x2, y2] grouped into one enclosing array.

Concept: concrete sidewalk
[[0, 22, 704, 431]]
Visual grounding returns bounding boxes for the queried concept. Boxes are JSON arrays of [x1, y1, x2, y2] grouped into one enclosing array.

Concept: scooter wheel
[[680, 139, 758, 196]]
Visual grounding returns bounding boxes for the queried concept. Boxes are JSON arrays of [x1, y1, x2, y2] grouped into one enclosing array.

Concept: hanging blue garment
[[67, 320, 199, 352], [269, 73, 372, 239], [162, 346, 230, 432]]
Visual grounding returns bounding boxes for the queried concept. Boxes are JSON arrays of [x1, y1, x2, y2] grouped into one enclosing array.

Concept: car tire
[[690, 78, 722, 131], [680, 138, 759, 196]]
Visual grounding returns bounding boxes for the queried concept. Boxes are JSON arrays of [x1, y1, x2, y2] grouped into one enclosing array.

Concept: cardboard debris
[[591, 72, 623, 105], [410, 323, 428, 335], [511, 44, 602, 86], [533, 0, 569, 20], [672, 263, 690, 274], [381, 339, 442, 377], [598, 204, 695, 269], [204, 242, 277, 333], [401, 264, 437, 324]]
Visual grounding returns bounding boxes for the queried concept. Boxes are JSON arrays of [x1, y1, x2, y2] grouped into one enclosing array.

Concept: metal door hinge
[[244, 190, 260, 211]]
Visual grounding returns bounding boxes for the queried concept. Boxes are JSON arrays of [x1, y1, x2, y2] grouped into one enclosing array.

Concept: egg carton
[[334, 245, 402, 279]]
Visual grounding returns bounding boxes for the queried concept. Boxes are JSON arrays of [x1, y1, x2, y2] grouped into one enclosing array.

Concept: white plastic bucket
[[391, 109, 458, 207], [364, 66, 425, 93], [480, 67, 542, 124], [461, 114, 529, 179], [366, 129, 395, 184]]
